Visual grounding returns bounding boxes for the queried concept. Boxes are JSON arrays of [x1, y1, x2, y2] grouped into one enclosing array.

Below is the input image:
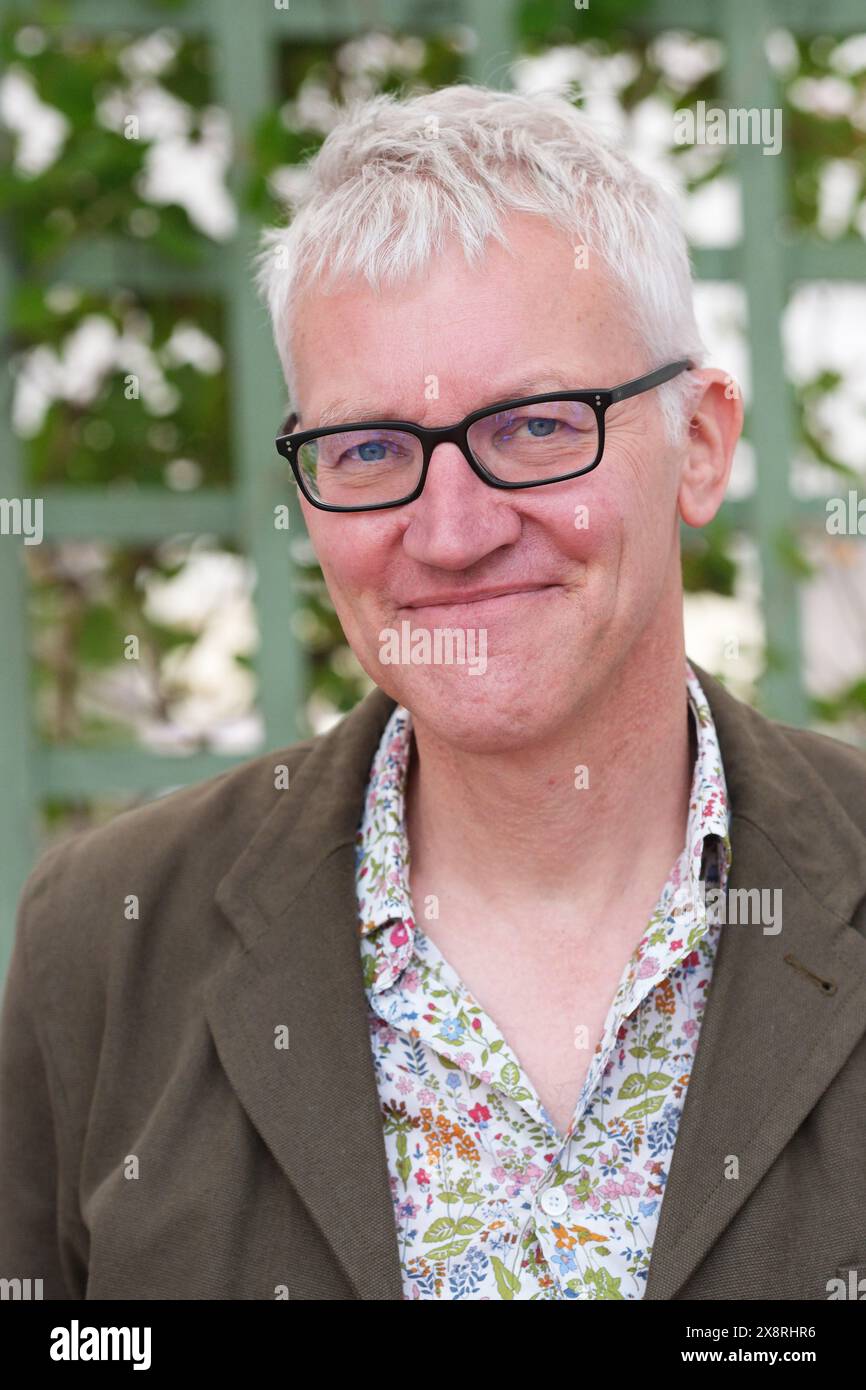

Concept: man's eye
[[496, 416, 563, 441], [351, 440, 390, 462], [525, 417, 558, 438], [331, 435, 408, 467]]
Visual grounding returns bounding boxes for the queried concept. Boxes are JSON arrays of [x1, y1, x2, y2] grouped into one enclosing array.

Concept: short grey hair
[[254, 83, 707, 442]]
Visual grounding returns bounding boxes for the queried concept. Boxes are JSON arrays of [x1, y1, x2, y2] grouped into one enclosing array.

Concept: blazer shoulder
[[696, 661, 866, 838], [773, 719, 866, 830], [11, 732, 319, 986], [11, 680, 397, 998]]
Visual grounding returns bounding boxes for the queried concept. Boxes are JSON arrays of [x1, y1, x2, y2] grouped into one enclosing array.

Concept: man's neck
[[404, 643, 695, 941]]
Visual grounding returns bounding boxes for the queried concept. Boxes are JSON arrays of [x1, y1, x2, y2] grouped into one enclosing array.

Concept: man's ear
[[678, 368, 744, 528]]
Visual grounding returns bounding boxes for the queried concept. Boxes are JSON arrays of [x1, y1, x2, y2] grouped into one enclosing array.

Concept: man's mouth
[[400, 583, 560, 613]]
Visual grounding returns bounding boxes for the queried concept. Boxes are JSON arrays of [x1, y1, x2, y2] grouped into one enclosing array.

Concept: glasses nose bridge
[[421, 420, 484, 482]]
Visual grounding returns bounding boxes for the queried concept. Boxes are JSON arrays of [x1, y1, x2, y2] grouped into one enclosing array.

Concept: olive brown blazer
[[1, 662, 866, 1300]]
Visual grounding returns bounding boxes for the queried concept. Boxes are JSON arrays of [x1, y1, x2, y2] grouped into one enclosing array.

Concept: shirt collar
[[355, 661, 731, 995]]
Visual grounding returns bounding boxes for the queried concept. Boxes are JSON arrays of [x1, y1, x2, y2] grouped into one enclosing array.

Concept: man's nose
[[399, 441, 521, 570]]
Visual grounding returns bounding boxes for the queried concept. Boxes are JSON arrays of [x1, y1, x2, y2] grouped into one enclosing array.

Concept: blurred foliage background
[[1, 0, 865, 864]]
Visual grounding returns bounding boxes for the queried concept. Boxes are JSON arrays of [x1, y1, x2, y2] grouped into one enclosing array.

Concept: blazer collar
[[205, 664, 866, 1300]]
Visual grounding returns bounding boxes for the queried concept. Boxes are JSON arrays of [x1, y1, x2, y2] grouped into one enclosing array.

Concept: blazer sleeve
[[0, 865, 81, 1299]]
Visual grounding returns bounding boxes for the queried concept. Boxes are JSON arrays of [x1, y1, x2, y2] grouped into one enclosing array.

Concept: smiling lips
[[401, 583, 558, 610]]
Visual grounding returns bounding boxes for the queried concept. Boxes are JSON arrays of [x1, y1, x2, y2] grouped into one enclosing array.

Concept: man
[[1, 84, 865, 1302]]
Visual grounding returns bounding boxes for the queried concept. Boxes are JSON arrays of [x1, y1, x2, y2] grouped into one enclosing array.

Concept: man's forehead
[[296, 370, 593, 429], [287, 225, 626, 429]]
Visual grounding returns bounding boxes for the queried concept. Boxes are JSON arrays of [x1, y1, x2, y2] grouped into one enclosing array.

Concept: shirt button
[[539, 1186, 569, 1217]]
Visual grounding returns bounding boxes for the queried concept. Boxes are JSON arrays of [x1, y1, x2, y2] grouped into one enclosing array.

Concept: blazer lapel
[[205, 684, 404, 1300], [644, 666, 866, 1298]]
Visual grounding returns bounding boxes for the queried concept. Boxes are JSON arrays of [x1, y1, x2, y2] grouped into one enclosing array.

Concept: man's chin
[[380, 669, 564, 753]]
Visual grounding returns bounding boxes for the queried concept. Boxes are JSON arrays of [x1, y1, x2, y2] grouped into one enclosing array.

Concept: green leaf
[[500, 1061, 520, 1089], [623, 1095, 666, 1122], [646, 1072, 673, 1091], [617, 1072, 647, 1100], [423, 1218, 456, 1243], [511, 1087, 534, 1102], [490, 1255, 521, 1300], [586, 1266, 624, 1300], [425, 1239, 470, 1261]]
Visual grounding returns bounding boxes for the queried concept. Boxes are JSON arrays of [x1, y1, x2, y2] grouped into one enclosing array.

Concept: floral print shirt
[[354, 662, 731, 1299]]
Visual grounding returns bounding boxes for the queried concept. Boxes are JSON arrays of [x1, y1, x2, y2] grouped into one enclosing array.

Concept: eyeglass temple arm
[[609, 359, 694, 406]]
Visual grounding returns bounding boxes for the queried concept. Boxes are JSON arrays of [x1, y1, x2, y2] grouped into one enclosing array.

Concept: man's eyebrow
[[314, 397, 390, 428], [486, 374, 581, 404], [308, 374, 586, 430]]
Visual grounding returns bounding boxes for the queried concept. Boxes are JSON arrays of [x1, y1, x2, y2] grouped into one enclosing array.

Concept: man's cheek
[[325, 583, 384, 658], [553, 495, 622, 561], [317, 553, 363, 605]]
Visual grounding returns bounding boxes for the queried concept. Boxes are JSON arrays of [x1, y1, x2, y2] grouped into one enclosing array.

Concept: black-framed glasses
[[275, 359, 693, 512]]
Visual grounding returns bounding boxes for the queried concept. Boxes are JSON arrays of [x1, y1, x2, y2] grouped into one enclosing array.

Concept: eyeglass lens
[[295, 398, 600, 506]]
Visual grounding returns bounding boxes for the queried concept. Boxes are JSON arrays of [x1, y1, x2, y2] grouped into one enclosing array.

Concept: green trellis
[[1, 0, 864, 980]]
